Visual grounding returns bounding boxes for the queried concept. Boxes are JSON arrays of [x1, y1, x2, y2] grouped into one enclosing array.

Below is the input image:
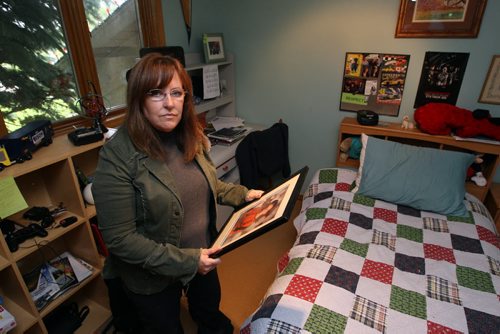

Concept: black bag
[[44, 302, 89, 334]]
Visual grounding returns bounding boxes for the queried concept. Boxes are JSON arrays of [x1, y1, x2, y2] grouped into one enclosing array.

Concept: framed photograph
[[202, 33, 226, 63], [478, 55, 500, 105], [414, 51, 470, 108], [395, 0, 487, 38], [339, 52, 410, 117], [211, 166, 309, 257]]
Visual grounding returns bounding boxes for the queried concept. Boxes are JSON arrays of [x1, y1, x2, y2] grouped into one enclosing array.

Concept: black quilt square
[[314, 191, 333, 203], [349, 212, 373, 230], [324, 265, 359, 293], [298, 231, 319, 245], [465, 307, 500, 333], [397, 205, 421, 218], [395, 253, 425, 275], [451, 234, 484, 254], [252, 294, 282, 321]]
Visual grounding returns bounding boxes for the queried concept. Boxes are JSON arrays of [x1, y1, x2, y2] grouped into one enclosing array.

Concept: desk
[[209, 123, 264, 229]]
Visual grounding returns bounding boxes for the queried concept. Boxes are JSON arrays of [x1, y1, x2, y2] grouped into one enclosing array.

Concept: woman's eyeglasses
[[146, 88, 187, 102]]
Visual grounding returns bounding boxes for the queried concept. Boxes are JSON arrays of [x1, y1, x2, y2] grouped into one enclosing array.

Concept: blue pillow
[[352, 134, 475, 216]]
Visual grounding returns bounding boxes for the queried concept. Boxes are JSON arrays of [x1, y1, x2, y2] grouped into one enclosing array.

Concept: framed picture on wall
[[478, 55, 500, 105], [202, 33, 226, 63], [414, 51, 469, 108], [395, 0, 487, 38], [339, 52, 410, 117]]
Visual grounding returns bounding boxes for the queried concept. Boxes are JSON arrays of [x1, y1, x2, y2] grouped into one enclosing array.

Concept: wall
[[163, 0, 500, 183]]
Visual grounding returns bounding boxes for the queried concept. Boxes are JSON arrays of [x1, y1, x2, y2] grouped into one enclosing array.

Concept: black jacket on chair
[[236, 122, 291, 189]]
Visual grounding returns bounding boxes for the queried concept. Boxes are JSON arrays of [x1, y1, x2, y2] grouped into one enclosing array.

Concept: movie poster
[[340, 52, 410, 117], [414, 51, 469, 108]]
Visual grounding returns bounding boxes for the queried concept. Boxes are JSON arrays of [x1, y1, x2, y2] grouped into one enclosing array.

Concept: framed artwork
[[478, 55, 500, 105], [202, 33, 226, 63], [340, 52, 410, 117], [414, 51, 469, 108], [395, 0, 487, 38], [211, 166, 308, 257]]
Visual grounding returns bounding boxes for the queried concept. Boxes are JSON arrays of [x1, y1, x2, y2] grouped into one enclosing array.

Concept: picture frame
[[211, 166, 309, 257], [478, 55, 500, 105], [202, 33, 226, 63], [395, 0, 487, 38], [414, 51, 470, 108], [339, 52, 410, 117]]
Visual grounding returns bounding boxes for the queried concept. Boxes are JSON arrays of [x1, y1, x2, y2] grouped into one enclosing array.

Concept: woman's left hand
[[245, 189, 264, 202]]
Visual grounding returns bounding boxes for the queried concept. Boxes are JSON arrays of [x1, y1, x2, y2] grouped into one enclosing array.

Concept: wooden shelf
[[336, 117, 500, 202], [0, 136, 110, 333]]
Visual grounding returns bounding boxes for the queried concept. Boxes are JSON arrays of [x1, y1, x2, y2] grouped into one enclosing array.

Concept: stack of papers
[[209, 116, 245, 131], [207, 126, 249, 145]]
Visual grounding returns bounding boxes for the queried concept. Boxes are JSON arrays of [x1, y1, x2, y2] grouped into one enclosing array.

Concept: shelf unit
[[0, 136, 110, 333], [184, 52, 236, 118], [336, 117, 500, 202]]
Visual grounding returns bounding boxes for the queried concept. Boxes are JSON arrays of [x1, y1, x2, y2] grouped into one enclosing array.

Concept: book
[[0, 305, 16, 333]]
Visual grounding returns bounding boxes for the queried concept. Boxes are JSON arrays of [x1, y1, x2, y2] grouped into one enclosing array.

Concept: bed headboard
[[336, 117, 500, 202]]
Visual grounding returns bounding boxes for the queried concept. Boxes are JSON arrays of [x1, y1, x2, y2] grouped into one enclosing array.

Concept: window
[[0, 0, 165, 136]]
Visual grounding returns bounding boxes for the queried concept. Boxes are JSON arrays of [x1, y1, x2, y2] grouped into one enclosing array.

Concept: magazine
[[22, 252, 93, 310]]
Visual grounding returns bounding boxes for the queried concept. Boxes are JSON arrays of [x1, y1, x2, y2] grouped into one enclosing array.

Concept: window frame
[[0, 0, 165, 137]]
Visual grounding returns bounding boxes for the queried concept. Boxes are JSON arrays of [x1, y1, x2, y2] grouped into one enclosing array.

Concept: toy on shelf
[[339, 136, 362, 162], [401, 115, 414, 130], [414, 103, 500, 141], [468, 155, 487, 187]]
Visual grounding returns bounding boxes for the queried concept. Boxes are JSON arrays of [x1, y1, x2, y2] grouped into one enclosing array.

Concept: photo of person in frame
[[222, 187, 288, 246]]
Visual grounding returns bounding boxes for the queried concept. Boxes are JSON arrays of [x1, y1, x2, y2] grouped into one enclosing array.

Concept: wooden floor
[[180, 198, 301, 333]]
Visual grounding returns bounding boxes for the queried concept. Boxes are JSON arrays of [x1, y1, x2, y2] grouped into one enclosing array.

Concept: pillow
[[352, 134, 475, 216]]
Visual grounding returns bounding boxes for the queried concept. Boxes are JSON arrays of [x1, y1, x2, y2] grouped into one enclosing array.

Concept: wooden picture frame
[[211, 166, 309, 257], [395, 0, 488, 38], [479, 55, 500, 105], [202, 33, 226, 63]]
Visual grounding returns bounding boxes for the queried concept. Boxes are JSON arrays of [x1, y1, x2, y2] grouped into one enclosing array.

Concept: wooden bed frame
[[336, 117, 500, 203]]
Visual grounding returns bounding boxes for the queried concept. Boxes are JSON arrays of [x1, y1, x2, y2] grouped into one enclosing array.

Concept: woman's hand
[[245, 189, 264, 202], [198, 247, 222, 275]]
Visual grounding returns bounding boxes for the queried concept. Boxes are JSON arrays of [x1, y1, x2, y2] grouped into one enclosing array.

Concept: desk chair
[[236, 122, 291, 190]]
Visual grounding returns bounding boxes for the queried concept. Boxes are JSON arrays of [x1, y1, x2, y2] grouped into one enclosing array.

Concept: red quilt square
[[360, 259, 394, 284], [427, 321, 462, 334], [321, 218, 348, 237], [373, 208, 397, 224], [278, 252, 289, 272], [424, 244, 456, 264], [476, 225, 500, 248], [335, 182, 351, 191], [284, 274, 322, 303]]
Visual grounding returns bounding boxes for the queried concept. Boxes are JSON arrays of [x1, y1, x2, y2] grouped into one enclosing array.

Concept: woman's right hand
[[198, 247, 222, 275]]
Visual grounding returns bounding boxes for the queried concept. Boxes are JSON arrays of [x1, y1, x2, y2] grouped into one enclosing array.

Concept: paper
[[203, 65, 221, 99], [0, 176, 28, 219], [210, 116, 245, 131]]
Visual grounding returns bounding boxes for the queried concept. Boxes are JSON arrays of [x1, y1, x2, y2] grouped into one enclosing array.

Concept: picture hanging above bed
[[414, 51, 469, 108], [340, 52, 410, 117]]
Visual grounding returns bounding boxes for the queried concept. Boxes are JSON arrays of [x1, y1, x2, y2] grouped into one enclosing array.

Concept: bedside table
[[485, 183, 500, 234]]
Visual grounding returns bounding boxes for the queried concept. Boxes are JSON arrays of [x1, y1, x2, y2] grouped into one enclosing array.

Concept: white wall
[[163, 0, 500, 183]]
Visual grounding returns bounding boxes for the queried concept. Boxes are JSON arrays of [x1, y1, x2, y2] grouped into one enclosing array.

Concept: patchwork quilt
[[241, 168, 500, 333]]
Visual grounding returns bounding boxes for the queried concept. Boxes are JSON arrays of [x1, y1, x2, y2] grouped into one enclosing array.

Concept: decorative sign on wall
[[414, 51, 469, 108], [340, 52, 410, 117]]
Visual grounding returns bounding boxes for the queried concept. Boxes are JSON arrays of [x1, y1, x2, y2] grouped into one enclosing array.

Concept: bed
[[240, 133, 500, 333]]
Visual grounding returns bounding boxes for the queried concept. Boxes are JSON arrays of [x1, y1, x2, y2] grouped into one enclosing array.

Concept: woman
[[92, 53, 263, 333]]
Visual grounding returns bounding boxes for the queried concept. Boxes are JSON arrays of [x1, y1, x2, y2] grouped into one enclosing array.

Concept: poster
[[340, 52, 410, 117], [414, 51, 469, 108]]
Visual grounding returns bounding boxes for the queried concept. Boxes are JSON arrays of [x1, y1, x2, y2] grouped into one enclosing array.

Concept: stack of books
[[207, 126, 249, 145]]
